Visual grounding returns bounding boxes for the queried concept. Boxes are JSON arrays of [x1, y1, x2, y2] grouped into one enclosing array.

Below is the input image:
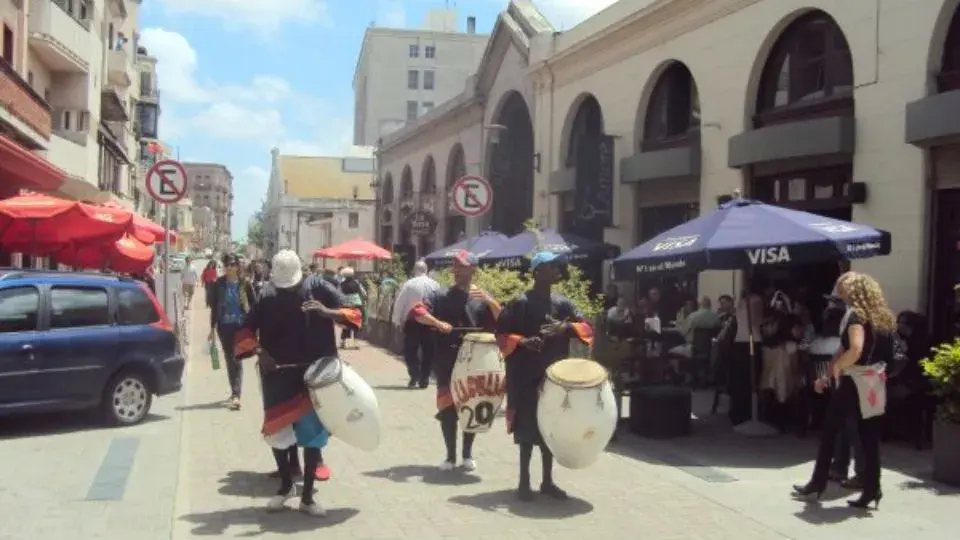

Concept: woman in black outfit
[[793, 272, 896, 510], [338, 267, 366, 349]]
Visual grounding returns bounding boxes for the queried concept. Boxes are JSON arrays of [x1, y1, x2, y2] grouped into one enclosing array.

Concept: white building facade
[[353, 9, 489, 146]]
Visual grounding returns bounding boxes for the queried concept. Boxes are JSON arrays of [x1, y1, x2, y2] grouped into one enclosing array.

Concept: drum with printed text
[[451, 332, 506, 434], [537, 358, 617, 469], [304, 356, 381, 451]]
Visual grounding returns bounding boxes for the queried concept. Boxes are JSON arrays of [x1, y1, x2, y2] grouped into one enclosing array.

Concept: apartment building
[[132, 44, 159, 217], [183, 162, 233, 251], [352, 8, 488, 146]]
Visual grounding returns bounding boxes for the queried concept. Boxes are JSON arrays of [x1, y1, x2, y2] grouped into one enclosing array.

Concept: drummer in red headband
[[495, 251, 594, 501], [408, 250, 501, 472]]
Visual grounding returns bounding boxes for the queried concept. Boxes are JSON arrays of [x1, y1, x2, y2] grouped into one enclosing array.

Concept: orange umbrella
[[56, 233, 155, 274], [314, 238, 392, 260], [0, 193, 132, 254]]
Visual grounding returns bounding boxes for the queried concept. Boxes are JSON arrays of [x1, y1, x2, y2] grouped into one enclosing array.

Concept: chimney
[[467, 16, 476, 34]]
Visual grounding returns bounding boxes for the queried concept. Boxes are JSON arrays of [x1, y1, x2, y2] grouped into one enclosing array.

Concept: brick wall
[[0, 61, 52, 140]]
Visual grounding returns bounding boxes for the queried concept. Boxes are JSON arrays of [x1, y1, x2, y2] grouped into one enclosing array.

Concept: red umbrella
[[314, 238, 392, 260], [56, 233, 155, 274], [101, 201, 177, 244], [0, 193, 132, 255]]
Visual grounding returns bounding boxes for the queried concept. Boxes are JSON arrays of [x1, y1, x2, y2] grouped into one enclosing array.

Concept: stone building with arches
[[524, 0, 960, 332], [376, 2, 553, 261]]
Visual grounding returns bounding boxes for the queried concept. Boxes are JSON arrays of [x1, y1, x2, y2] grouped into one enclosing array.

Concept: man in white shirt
[[392, 260, 441, 388], [180, 256, 199, 307]]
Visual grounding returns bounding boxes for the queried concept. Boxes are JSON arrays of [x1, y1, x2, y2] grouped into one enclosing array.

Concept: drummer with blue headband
[[495, 250, 594, 501]]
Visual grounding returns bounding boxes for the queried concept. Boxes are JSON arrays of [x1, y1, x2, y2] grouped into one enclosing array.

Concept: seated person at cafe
[[669, 296, 720, 358], [606, 297, 635, 340]]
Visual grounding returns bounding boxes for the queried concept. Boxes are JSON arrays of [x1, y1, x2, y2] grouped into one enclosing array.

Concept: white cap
[[271, 250, 303, 288], [340, 266, 355, 278]]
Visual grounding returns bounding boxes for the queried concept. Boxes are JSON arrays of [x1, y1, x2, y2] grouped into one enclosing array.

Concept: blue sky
[[139, 0, 614, 240]]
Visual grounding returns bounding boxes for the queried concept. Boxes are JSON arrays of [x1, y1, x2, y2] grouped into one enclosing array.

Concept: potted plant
[[921, 339, 960, 486]]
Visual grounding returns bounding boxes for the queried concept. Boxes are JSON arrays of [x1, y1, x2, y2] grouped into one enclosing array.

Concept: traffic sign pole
[[146, 159, 188, 318]]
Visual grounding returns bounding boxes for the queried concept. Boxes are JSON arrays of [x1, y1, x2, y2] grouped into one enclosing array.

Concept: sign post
[[450, 175, 493, 250], [146, 159, 188, 317]]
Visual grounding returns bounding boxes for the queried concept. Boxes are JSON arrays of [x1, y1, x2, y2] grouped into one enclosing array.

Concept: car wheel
[[102, 371, 153, 426]]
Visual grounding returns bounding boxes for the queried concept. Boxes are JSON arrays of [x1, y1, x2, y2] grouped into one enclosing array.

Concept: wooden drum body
[[537, 358, 617, 469], [450, 333, 506, 434], [304, 356, 381, 451]]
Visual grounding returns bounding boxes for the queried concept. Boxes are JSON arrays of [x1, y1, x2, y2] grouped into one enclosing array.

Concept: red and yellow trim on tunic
[[262, 394, 314, 436], [408, 302, 430, 321], [436, 386, 455, 412], [234, 327, 260, 360], [570, 321, 594, 347], [339, 307, 364, 329], [496, 333, 523, 357]]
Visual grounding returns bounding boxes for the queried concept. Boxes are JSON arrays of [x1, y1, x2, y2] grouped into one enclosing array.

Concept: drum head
[[546, 358, 608, 388], [303, 356, 343, 389], [463, 332, 496, 344]]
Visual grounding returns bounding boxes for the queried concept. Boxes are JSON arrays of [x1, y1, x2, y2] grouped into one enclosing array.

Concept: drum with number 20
[[537, 358, 617, 469], [450, 332, 506, 433]]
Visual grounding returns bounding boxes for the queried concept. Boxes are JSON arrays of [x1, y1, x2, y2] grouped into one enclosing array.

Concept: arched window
[[940, 7, 960, 91], [381, 174, 394, 205], [757, 12, 853, 119], [565, 96, 603, 168], [400, 166, 413, 199], [421, 156, 437, 195], [643, 62, 700, 148]]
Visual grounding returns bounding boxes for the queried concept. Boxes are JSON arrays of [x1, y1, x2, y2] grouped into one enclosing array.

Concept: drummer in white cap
[[495, 251, 594, 501], [232, 250, 363, 516], [408, 250, 501, 471]]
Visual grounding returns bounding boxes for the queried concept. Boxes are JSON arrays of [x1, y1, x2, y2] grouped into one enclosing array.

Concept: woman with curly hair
[[793, 271, 895, 510]]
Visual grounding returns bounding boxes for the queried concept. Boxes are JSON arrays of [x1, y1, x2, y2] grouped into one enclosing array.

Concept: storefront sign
[[407, 211, 436, 237]]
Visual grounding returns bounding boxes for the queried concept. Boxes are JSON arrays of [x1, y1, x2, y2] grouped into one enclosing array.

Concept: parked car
[[0, 269, 185, 426]]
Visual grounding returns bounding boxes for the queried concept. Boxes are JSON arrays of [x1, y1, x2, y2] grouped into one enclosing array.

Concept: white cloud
[[376, 0, 406, 28], [157, 0, 330, 34], [232, 166, 271, 235], [186, 103, 286, 142]]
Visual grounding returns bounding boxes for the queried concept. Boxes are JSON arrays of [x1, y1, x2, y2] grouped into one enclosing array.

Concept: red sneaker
[[315, 464, 331, 481]]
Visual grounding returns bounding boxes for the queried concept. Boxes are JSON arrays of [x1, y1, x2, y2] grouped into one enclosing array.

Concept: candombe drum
[[450, 332, 506, 433], [304, 356, 381, 451], [537, 358, 617, 469]]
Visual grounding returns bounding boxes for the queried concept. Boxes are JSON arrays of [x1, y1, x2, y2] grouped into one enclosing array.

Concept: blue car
[[0, 269, 185, 426]]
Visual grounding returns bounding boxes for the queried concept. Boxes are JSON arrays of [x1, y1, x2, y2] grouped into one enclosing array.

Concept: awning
[[0, 134, 66, 192]]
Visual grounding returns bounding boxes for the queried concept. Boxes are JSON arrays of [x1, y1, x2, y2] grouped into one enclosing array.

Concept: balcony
[[0, 59, 53, 142], [52, 107, 91, 145], [28, 0, 91, 73], [100, 87, 128, 122], [105, 120, 134, 162], [47, 134, 91, 188], [107, 0, 127, 19], [107, 48, 132, 87]]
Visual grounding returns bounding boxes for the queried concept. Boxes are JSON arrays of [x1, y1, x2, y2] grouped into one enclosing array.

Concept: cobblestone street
[[2, 297, 959, 539]]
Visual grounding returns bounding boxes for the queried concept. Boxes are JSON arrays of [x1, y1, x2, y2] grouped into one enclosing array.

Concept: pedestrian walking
[[208, 253, 256, 410], [392, 260, 441, 388], [338, 266, 366, 349]]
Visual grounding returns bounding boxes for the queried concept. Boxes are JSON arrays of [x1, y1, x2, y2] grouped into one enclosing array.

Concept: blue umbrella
[[613, 198, 891, 278], [484, 228, 621, 268], [422, 231, 509, 267]]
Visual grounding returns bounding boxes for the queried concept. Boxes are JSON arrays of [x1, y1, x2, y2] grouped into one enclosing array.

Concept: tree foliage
[[247, 206, 265, 248]]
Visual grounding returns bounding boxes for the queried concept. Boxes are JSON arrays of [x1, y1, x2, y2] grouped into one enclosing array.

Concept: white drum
[[450, 332, 506, 433], [304, 357, 381, 451], [537, 358, 617, 469]]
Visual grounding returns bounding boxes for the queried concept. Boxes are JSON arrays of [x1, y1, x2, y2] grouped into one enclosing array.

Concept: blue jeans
[[832, 406, 864, 478], [217, 321, 243, 398]]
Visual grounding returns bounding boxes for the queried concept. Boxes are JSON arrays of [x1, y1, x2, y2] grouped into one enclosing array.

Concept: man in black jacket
[[208, 253, 256, 410]]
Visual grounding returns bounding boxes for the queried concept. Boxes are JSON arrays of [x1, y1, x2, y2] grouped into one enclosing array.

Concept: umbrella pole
[[733, 272, 777, 437]]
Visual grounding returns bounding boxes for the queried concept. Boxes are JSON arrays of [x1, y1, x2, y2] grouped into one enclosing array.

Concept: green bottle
[[209, 339, 220, 370]]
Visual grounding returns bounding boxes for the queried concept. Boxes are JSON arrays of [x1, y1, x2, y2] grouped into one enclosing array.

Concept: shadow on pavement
[[792, 500, 876, 525], [179, 506, 359, 535], [0, 412, 169, 439], [899, 473, 960, 496], [364, 465, 482, 486], [177, 400, 228, 411], [217, 470, 279, 498], [373, 384, 418, 391], [448, 489, 593, 519]]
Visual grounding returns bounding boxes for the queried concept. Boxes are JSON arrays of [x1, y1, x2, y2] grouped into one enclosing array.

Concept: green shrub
[[921, 339, 960, 424]]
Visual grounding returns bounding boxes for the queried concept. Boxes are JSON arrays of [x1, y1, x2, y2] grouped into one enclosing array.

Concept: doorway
[[932, 189, 960, 344]]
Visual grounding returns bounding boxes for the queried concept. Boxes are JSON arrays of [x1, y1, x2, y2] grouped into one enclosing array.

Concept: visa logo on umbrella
[[747, 246, 791, 265]]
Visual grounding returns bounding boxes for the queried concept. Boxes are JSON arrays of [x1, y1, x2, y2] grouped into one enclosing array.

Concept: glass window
[[407, 70, 419, 90], [425, 45, 436, 59], [406, 100, 418, 120], [348, 212, 359, 228], [116, 287, 159, 326], [50, 287, 109, 329], [408, 44, 419, 58], [422, 102, 434, 113], [0, 287, 40, 333], [423, 70, 435, 90]]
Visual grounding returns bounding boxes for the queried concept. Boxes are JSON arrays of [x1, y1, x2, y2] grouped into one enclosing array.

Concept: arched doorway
[[445, 143, 467, 245], [738, 10, 856, 318], [487, 91, 534, 235], [396, 165, 416, 268], [562, 95, 611, 241], [379, 173, 394, 246], [417, 155, 438, 257], [629, 60, 703, 311]]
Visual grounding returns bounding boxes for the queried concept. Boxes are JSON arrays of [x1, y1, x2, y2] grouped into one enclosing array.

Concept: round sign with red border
[[146, 159, 189, 204], [450, 175, 493, 218]]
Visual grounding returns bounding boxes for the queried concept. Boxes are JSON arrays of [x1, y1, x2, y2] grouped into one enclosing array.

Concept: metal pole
[[163, 204, 171, 313]]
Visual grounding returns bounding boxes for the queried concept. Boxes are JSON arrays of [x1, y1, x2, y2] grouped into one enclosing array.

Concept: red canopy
[[0, 193, 132, 255], [314, 238, 392, 260], [55, 233, 155, 274]]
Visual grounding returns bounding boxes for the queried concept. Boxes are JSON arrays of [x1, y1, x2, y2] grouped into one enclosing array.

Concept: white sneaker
[[299, 501, 327, 517], [266, 487, 297, 512], [439, 460, 455, 471], [461, 458, 477, 472]]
